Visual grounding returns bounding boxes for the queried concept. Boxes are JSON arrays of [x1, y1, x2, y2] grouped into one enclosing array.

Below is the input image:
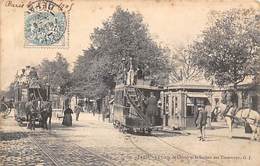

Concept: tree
[[169, 45, 203, 82], [38, 53, 71, 94], [72, 7, 170, 97], [191, 8, 260, 89], [5, 82, 15, 99]]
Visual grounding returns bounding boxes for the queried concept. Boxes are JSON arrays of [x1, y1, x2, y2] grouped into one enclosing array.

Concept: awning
[[187, 93, 209, 98]]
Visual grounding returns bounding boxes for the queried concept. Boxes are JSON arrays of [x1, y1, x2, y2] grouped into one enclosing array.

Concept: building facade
[[160, 80, 260, 129]]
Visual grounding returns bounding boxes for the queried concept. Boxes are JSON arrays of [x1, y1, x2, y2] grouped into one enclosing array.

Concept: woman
[[195, 104, 208, 141], [62, 107, 73, 126]]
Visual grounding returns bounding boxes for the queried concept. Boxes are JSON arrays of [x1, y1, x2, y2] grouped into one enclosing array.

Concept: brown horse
[[40, 101, 52, 130]]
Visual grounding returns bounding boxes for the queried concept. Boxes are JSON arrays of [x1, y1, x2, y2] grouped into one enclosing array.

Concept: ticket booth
[[161, 83, 212, 129]]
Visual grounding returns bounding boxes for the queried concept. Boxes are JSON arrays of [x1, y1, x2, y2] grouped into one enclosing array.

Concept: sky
[[0, 0, 259, 90]]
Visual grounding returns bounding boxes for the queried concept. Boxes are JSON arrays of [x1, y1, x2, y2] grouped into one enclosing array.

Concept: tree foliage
[[169, 45, 203, 82], [72, 7, 170, 97], [191, 8, 260, 88], [38, 53, 71, 94]]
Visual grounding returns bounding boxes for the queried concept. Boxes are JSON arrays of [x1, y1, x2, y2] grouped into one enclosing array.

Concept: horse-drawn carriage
[[0, 98, 13, 118], [113, 84, 163, 134], [13, 66, 52, 129]]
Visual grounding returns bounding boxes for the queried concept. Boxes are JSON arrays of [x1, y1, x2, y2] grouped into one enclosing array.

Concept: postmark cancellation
[[24, 0, 70, 48]]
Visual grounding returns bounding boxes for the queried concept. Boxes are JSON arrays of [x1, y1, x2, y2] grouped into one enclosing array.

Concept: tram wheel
[[122, 127, 128, 134], [147, 128, 152, 135]]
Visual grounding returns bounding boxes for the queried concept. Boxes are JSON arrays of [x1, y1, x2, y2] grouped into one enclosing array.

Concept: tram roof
[[166, 81, 212, 90]]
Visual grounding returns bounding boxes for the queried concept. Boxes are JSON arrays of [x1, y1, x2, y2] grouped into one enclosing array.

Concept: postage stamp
[[24, 0, 69, 48]]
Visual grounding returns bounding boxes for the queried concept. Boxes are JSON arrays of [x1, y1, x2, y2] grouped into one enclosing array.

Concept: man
[[205, 100, 212, 129], [29, 67, 38, 80], [74, 103, 83, 121], [195, 103, 208, 141], [222, 90, 238, 116], [145, 92, 158, 126], [1, 96, 5, 102]]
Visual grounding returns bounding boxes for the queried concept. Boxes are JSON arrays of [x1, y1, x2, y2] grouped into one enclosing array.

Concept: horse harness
[[240, 108, 259, 126]]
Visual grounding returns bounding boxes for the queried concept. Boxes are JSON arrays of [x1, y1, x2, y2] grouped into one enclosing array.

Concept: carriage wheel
[[122, 127, 128, 134], [113, 121, 119, 128], [0, 103, 10, 118], [147, 128, 152, 135]]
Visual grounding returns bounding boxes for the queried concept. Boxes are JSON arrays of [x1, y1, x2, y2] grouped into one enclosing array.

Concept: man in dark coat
[[146, 92, 158, 126], [74, 103, 83, 121], [195, 104, 208, 141]]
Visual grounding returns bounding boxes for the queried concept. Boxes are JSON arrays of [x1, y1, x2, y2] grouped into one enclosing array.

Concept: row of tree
[[4, 7, 260, 99]]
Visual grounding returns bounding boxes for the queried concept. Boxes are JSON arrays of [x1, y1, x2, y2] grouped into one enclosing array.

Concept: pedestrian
[[195, 104, 208, 141], [62, 106, 73, 126], [205, 100, 212, 129], [74, 103, 83, 121], [92, 101, 96, 116]]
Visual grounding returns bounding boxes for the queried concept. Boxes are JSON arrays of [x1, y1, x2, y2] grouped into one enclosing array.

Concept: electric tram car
[[113, 84, 163, 134]]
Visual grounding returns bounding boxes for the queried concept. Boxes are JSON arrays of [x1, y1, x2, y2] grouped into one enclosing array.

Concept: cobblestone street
[[1, 112, 260, 166]]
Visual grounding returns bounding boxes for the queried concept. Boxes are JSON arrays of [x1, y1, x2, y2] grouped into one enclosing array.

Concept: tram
[[112, 58, 163, 134], [113, 84, 163, 134], [13, 66, 50, 125]]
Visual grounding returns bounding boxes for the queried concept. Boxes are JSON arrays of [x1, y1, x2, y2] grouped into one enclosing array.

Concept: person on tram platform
[[29, 67, 39, 80], [1, 96, 5, 102], [62, 106, 73, 126]]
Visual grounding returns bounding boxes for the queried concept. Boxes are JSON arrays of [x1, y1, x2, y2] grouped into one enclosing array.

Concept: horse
[[25, 101, 37, 130], [222, 105, 260, 141], [39, 101, 52, 130]]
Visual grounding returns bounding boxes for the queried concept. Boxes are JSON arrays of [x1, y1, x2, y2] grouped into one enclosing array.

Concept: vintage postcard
[[0, 0, 260, 166]]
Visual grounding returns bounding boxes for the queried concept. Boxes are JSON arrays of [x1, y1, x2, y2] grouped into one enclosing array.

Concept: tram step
[[128, 95, 136, 97]]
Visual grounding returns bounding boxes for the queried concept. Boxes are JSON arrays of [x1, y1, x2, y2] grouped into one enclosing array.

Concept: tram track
[[27, 134, 62, 166], [153, 135, 223, 166], [128, 135, 171, 166], [48, 131, 119, 166], [127, 132, 223, 166], [19, 128, 61, 166], [19, 126, 118, 166]]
